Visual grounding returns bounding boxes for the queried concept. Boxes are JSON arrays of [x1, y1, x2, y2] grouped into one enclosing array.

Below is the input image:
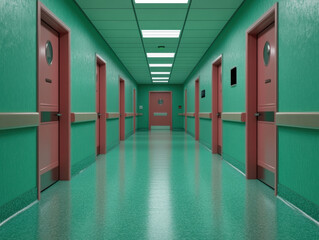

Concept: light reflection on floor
[[0, 130, 318, 240]]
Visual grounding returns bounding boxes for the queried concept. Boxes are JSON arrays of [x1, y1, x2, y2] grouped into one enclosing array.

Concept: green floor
[[0, 131, 318, 239]]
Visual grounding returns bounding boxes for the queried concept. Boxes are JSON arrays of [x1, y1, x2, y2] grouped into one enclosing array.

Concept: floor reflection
[[0, 131, 318, 240]]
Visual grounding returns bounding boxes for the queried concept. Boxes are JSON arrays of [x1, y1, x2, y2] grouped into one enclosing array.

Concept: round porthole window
[[263, 41, 270, 66], [45, 41, 53, 65]]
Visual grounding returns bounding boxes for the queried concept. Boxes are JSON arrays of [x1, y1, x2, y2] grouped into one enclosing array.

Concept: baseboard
[[125, 130, 134, 139], [199, 139, 212, 150], [222, 153, 246, 174], [186, 131, 196, 139], [71, 154, 96, 177], [278, 184, 319, 222], [136, 128, 148, 131], [0, 188, 37, 224], [172, 128, 184, 131], [107, 142, 119, 152]]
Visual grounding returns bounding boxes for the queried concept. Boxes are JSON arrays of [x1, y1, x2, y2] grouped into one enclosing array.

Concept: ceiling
[[75, 0, 244, 84]]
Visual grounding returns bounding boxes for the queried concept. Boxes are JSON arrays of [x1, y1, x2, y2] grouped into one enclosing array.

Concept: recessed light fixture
[[142, 30, 180, 38], [152, 77, 169, 80], [151, 72, 170, 75], [135, 0, 188, 3], [147, 53, 175, 58], [149, 64, 172, 67], [153, 80, 169, 83]]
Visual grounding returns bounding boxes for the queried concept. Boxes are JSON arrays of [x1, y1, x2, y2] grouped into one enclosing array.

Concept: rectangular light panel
[[153, 81, 169, 83], [142, 30, 180, 38], [147, 53, 175, 58], [152, 77, 169, 80], [135, 0, 188, 3], [149, 64, 172, 67], [151, 72, 170, 75]]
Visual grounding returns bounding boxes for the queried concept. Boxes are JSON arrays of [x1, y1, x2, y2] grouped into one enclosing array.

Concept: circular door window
[[45, 41, 53, 65], [263, 41, 270, 66]]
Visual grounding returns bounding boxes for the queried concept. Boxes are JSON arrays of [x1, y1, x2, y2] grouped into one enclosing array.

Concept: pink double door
[[149, 92, 172, 129], [256, 23, 276, 188], [39, 21, 60, 191]]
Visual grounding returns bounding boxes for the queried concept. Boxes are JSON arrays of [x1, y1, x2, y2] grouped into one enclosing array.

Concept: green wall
[[184, 0, 319, 220], [0, 0, 137, 222], [137, 85, 184, 130]]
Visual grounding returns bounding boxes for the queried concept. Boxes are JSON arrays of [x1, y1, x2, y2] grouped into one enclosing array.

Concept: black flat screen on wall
[[201, 90, 205, 98], [231, 67, 237, 86]]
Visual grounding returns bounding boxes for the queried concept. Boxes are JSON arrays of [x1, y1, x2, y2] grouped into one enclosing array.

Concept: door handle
[[254, 112, 260, 117], [216, 112, 221, 118], [56, 113, 62, 117], [98, 113, 101, 117]]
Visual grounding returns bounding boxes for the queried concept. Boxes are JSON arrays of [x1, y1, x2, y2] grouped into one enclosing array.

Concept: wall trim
[[106, 112, 120, 119], [221, 112, 246, 122], [0, 113, 39, 130], [199, 112, 212, 119], [186, 112, 195, 117], [276, 112, 319, 129], [71, 112, 97, 123]]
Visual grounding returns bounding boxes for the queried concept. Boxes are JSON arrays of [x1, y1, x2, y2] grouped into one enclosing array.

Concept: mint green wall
[[40, 0, 137, 173], [0, 0, 38, 220], [137, 85, 184, 130], [0, 0, 137, 220], [184, 0, 319, 219]]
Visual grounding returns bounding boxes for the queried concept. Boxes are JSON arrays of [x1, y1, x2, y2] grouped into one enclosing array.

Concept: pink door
[[39, 21, 60, 191], [120, 80, 125, 140], [217, 65, 222, 154], [185, 89, 187, 132], [195, 80, 199, 140], [149, 92, 172, 129], [133, 89, 136, 133], [96, 64, 100, 155], [257, 23, 276, 188]]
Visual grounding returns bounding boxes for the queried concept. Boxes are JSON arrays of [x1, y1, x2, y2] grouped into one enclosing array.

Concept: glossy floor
[[0, 131, 319, 239]]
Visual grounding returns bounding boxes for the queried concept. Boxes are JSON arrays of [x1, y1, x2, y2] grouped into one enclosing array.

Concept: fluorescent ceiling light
[[147, 53, 175, 58], [152, 77, 169, 80], [149, 64, 172, 67], [151, 72, 170, 75], [136, 0, 188, 3], [142, 30, 180, 38], [153, 81, 169, 83]]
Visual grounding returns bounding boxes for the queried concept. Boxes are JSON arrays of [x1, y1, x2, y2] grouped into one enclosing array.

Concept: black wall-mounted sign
[[201, 90, 205, 98], [231, 67, 237, 86]]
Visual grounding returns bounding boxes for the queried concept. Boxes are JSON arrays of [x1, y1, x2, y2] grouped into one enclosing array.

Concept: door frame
[[212, 55, 222, 154], [195, 79, 200, 140], [37, 2, 71, 199], [246, 3, 278, 193], [133, 88, 136, 133], [96, 54, 106, 154], [148, 91, 173, 130], [119, 78, 125, 140], [184, 89, 187, 132]]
